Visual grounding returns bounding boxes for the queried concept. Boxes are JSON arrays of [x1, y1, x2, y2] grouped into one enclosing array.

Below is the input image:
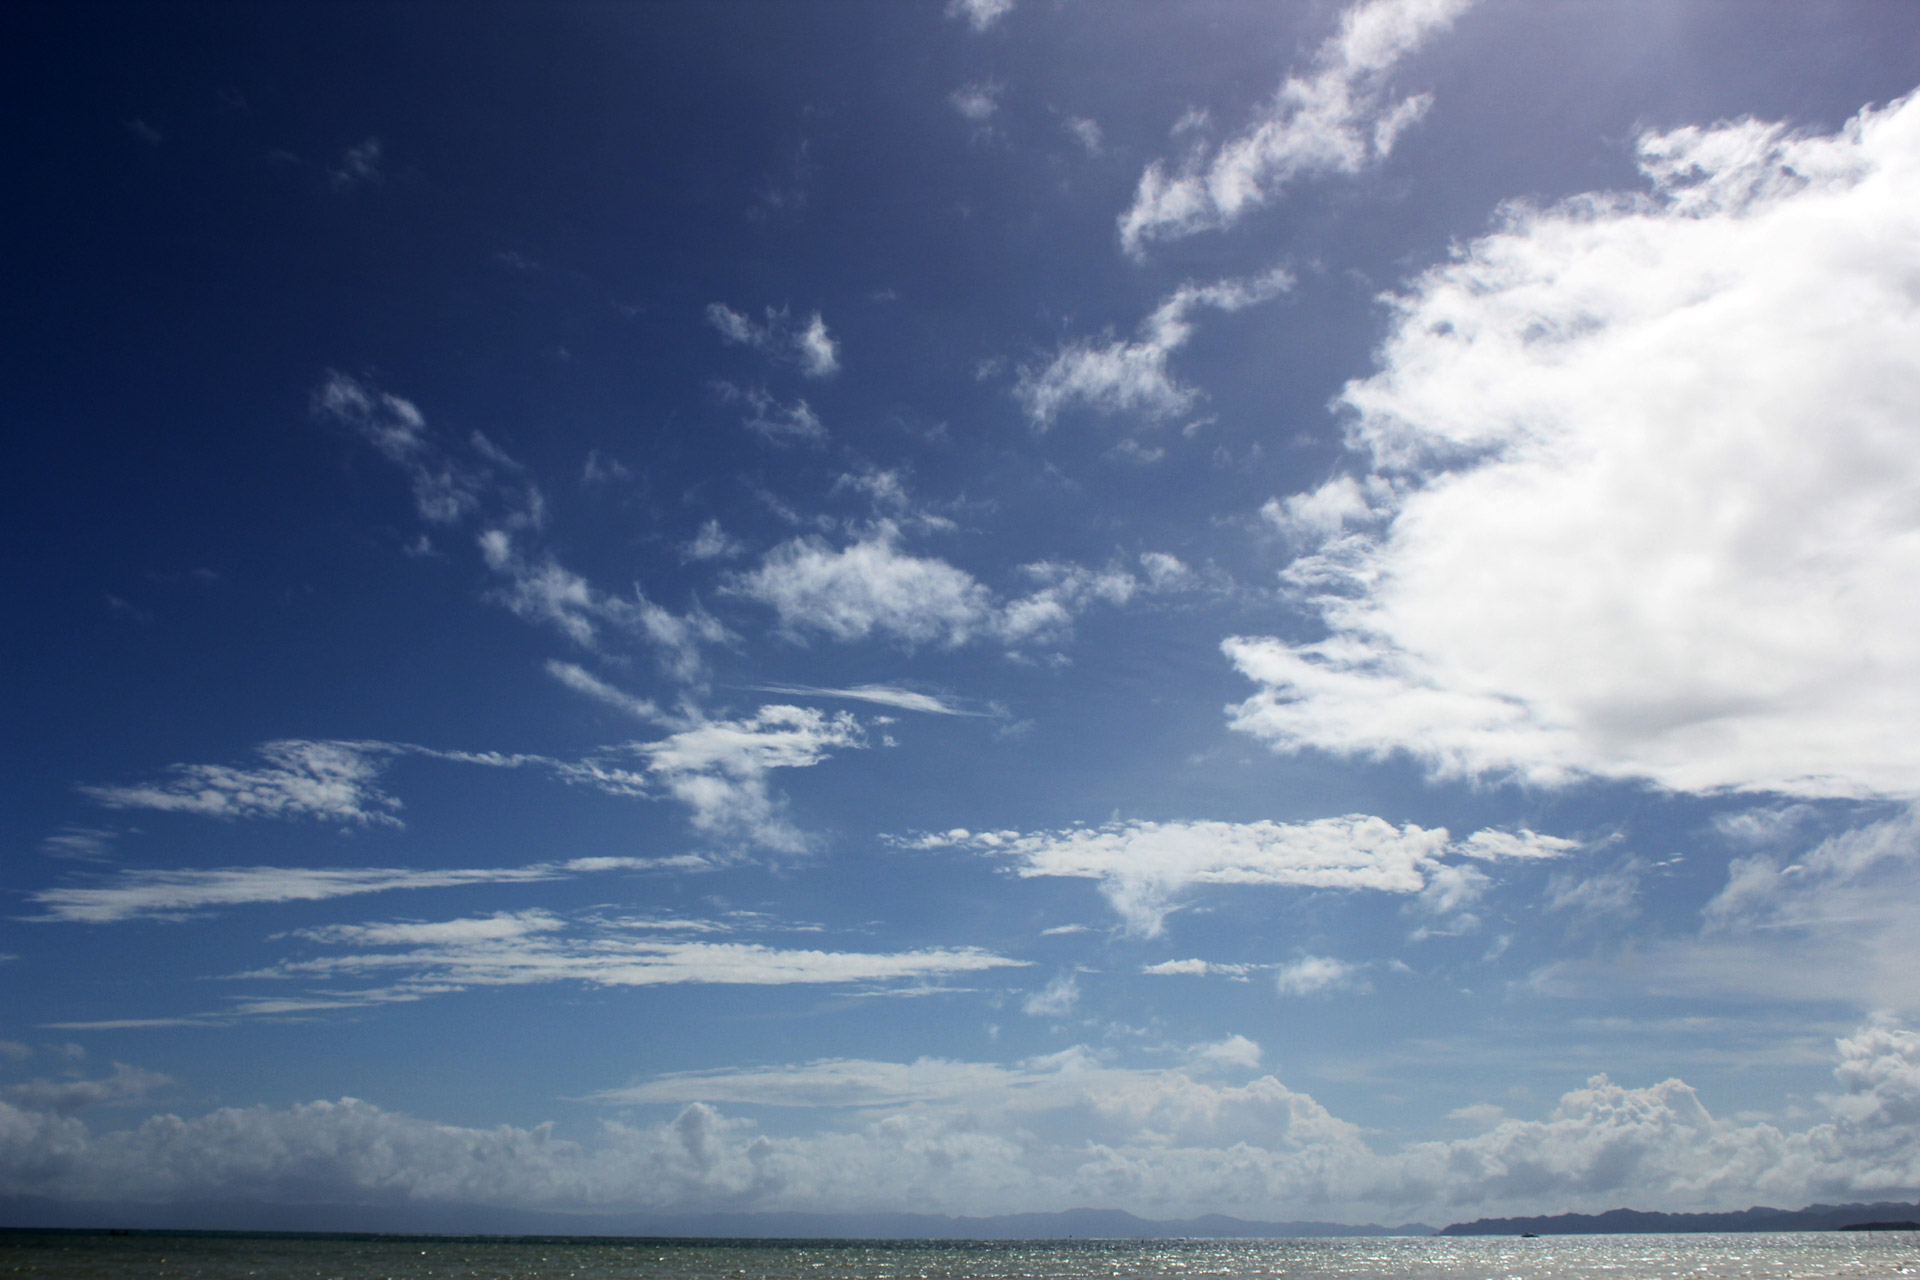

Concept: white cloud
[[946, 0, 1012, 33], [3, 1064, 173, 1115], [924, 817, 1572, 937], [706, 304, 839, 377], [79, 739, 405, 826], [311, 371, 483, 524], [714, 383, 828, 445], [683, 518, 743, 562], [1275, 955, 1366, 997], [750, 683, 981, 716], [950, 82, 1001, 125], [636, 705, 868, 853], [27, 863, 575, 925], [1021, 973, 1080, 1018], [1230, 89, 1920, 801], [245, 911, 1022, 1002], [1065, 116, 1103, 156], [478, 529, 730, 678], [1016, 270, 1292, 428], [8, 1024, 1916, 1220], [732, 524, 996, 647], [1191, 1035, 1264, 1070], [546, 661, 663, 722], [1118, 0, 1471, 255]]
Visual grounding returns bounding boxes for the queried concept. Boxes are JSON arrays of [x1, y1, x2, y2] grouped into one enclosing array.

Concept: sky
[[5, 0, 1920, 1230]]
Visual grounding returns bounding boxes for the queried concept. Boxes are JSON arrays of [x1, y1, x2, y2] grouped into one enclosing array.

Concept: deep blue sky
[[6, 0, 1920, 1227]]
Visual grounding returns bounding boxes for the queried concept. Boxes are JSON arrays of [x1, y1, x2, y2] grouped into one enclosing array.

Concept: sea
[[2, 1232, 1917, 1280]]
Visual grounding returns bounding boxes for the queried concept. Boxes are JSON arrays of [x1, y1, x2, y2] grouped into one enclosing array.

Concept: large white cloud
[[4, 1024, 1916, 1221], [1233, 90, 1920, 800], [1118, 0, 1471, 256], [911, 818, 1573, 936]]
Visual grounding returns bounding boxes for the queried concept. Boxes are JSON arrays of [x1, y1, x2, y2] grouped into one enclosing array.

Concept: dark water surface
[[3, 1231, 1918, 1280]]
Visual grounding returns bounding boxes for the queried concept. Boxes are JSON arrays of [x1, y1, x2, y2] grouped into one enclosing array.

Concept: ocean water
[[2, 1232, 1917, 1280]]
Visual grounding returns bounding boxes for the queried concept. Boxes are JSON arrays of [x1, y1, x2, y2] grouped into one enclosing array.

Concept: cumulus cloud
[[706, 304, 839, 377], [1016, 270, 1292, 428], [1119, 0, 1471, 255], [6, 1024, 1917, 1220], [916, 816, 1567, 936], [1230, 90, 1920, 801]]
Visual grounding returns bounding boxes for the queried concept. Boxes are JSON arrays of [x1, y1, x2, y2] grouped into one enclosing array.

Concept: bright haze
[[6, 0, 1920, 1230]]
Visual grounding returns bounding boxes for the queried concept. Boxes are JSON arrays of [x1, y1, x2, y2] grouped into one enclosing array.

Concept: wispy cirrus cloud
[[1015, 270, 1292, 428], [241, 910, 1023, 1003], [749, 683, 984, 717], [25, 858, 669, 925], [1119, 0, 1471, 255]]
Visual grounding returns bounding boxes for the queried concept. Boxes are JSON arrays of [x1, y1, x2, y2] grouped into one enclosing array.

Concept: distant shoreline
[[2, 1198, 1917, 1241]]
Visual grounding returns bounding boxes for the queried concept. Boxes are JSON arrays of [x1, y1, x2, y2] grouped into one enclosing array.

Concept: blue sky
[[6, 0, 1920, 1227]]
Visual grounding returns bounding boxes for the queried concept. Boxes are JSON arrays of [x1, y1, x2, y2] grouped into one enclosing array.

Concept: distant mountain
[[0, 1196, 1435, 1239], [1439, 1201, 1920, 1236]]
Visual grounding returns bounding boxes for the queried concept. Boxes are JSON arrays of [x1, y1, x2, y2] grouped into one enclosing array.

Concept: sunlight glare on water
[[1, 1232, 1918, 1280]]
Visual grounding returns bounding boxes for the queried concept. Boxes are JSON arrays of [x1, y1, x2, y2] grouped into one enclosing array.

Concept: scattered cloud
[[950, 82, 1001, 125], [1275, 955, 1367, 996], [1119, 0, 1471, 254], [1227, 90, 1920, 800], [1016, 270, 1292, 428], [912, 817, 1571, 936], [714, 383, 828, 444], [683, 519, 744, 562], [1064, 116, 1104, 156], [312, 372, 483, 525], [634, 705, 867, 853], [706, 304, 839, 377], [326, 137, 383, 191], [732, 524, 996, 648], [946, 0, 1013, 34], [79, 739, 407, 826], [1021, 973, 1080, 1018]]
